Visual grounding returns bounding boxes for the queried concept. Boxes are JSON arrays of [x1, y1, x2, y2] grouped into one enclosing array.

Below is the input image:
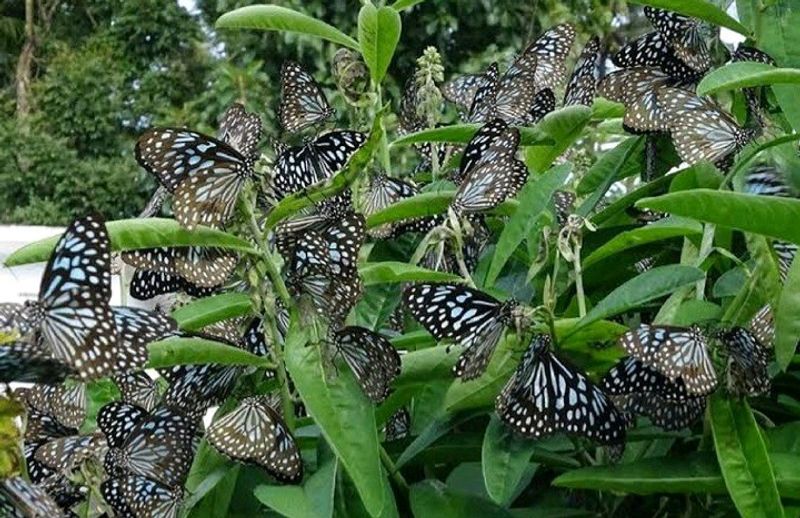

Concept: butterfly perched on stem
[[597, 67, 676, 134], [564, 37, 600, 107], [207, 395, 303, 483], [496, 334, 627, 445], [619, 324, 717, 396], [718, 306, 775, 397], [403, 283, 519, 380], [333, 326, 401, 403], [135, 103, 262, 230], [279, 61, 335, 133]]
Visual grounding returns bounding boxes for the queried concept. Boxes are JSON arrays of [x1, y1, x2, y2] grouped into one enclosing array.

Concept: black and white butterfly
[[658, 87, 756, 169], [19, 383, 87, 429], [451, 120, 527, 215], [243, 317, 272, 359], [122, 246, 237, 289], [496, 334, 626, 445], [600, 356, 691, 402], [102, 474, 182, 518], [644, 7, 711, 73], [207, 395, 303, 483], [33, 432, 105, 476], [20, 214, 118, 380], [0, 338, 73, 384], [279, 61, 335, 133], [384, 408, 410, 442], [403, 283, 518, 380], [597, 67, 676, 134], [718, 323, 772, 397], [333, 326, 401, 403], [732, 45, 776, 126], [613, 392, 707, 431], [271, 131, 367, 200], [510, 23, 577, 90], [129, 269, 218, 301], [363, 174, 419, 239], [102, 405, 198, 488], [564, 37, 600, 107], [620, 324, 717, 396], [553, 190, 576, 227], [0, 476, 65, 518], [111, 306, 178, 374], [162, 362, 241, 420], [613, 31, 704, 82], [114, 371, 159, 412]]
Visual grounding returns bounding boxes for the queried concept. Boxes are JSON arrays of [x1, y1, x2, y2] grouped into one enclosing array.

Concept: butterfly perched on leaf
[[102, 474, 183, 518], [731, 45, 776, 126], [451, 119, 528, 216], [403, 283, 519, 380], [509, 23, 577, 90], [644, 7, 711, 73], [597, 67, 676, 134], [279, 61, 335, 133], [564, 37, 600, 107], [620, 324, 717, 396], [18, 383, 87, 429], [271, 131, 367, 200], [363, 174, 419, 239], [601, 356, 691, 402], [207, 395, 303, 483], [135, 103, 262, 230], [496, 334, 627, 445], [613, 392, 707, 431], [122, 246, 237, 289], [658, 87, 756, 170], [333, 326, 401, 403], [718, 308, 774, 397], [129, 269, 218, 301]]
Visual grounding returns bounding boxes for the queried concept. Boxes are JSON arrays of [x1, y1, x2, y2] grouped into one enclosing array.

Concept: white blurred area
[[0, 225, 126, 305]]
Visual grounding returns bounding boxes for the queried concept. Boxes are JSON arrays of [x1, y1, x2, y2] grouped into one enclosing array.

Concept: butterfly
[[218, 103, 263, 167], [122, 246, 237, 289], [129, 269, 218, 301], [644, 7, 710, 73], [279, 61, 335, 133], [732, 46, 776, 125], [162, 362, 241, 420], [634, 256, 656, 273], [271, 131, 367, 200], [0, 338, 73, 384], [613, 31, 704, 82], [564, 37, 600, 107], [613, 392, 707, 431], [113, 371, 159, 412], [0, 476, 65, 518], [243, 317, 272, 359], [719, 324, 772, 397], [207, 395, 303, 483], [600, 356, 692, 402], [111, 306, 178, 374], [496, 334, 626, 445], [136, 105, 262, 230], [20, 383, 87, 430], [658, 87, 756, 169], [597, 67, 676, 133], [510, 23, 577, 90], [553, 191, 576, 227], [403, 283, 518, 380], [102, 405, 198, 488], [333, 326, 401, 403], [363, 174, 419, 239], [102, 474, 182, 518], [620, 324, 717, 396], [20, 214, 118, 380], [384, 408, 411, 442], [33, 432, 105, 476], [451, 120, 528, 216]]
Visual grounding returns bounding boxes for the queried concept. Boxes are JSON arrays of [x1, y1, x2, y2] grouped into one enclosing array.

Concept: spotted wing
[[335, 326, 401, 402], [564, 37, 600, 106], [279, 61, 334, 133]]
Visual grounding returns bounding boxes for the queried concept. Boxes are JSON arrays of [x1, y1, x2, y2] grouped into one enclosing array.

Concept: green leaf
[[390, 124, 551, 148], [709, 394, 785, 518], [171, 293, 252, 331], [366, 191, 453, 228], [776, 255, 800, 370], [638, 189, 800, 245], [627, 0, 750, 36], [482, 416, 539, 506], [486, 164, 571, 286], [253, 458, 337, 518], [147, 337, 270, 369], [3, 218, 255, 267], [395, 411, 482, 469], [583, 217, 703, 268], [572, 265, 705, 333], [576, 137, 644, 216], [410, 480, 514, 518], [284, 314, 385, 516], [357, 5, 401, 83], [525, 106, 593, 174], [390, 0, 425, 11], [215, 5, 360, 50], [697, 62, 800, 95], [359, 261, 462, 285], [554, 451, 800, 497]]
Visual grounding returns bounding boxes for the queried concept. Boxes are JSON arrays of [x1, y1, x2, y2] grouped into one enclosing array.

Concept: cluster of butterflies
[[0, 6, 793, 515]]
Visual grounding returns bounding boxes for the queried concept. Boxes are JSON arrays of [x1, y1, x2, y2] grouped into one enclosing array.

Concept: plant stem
[[572, 239, 586, 317], [380, 445, 409, 493], [694, 224, 716, 300], [244, 198, 291, 307]]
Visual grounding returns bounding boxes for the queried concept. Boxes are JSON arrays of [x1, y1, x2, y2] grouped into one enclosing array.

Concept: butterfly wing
[[597, 67, 674, 133], [644, 7, 710, 72], [279, 61, 334, 133], [720, 327, 772, 396], [97, 401, 150, 449], [512, 24, 576, 89], [129, 269, 218, 300], [218, 103, 263, 166], [527, 88, 556, 124], [114, 371, 159, 412], [564, 37, 600, 106], [442, 72, 492, 109], [324, 212, 366, 276], [0, 477, 64, 517], [749, 305, 775, 348], [112, 306, 177, 373], [467, 63, 500, 123], [600, 356, 691, 401], [335, 326, 401, 402]]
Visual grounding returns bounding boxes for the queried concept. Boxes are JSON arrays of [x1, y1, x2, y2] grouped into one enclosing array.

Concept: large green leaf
[[171, 293, 252, 331], [3, 218, 255, 267], [359, 261, 461, 285], [147, 337, 270, 368], [482, 416, 539, 507], [283, 314, 386, 516], [709, 394, 785, 518], [253, 458, 337, 518], [583, 217, 703, 268], [628, 0, 750, 36], [638, 190, 800, 245], [366, 191, 453, 228], [215, 5, 359, 50], [410, 480, 514, 518], [776, 255, 800, 370], [357, 4, 401, 83], [525, 106, 592, 174], [554, 451, 800, 496], [390, 124, 551, 148], [576, 137, 644, 216], [697, 62, 800, 95], [486, 164, 571, 286], [572, 265, 705, 333]]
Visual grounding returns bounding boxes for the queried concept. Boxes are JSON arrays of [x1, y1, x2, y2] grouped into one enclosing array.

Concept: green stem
[[244, 197, 291, 307], [379, 445, 409, 493], [375, 87, 391, 174], [572, 239, 586, 318], [694, 224, 716, 300]]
